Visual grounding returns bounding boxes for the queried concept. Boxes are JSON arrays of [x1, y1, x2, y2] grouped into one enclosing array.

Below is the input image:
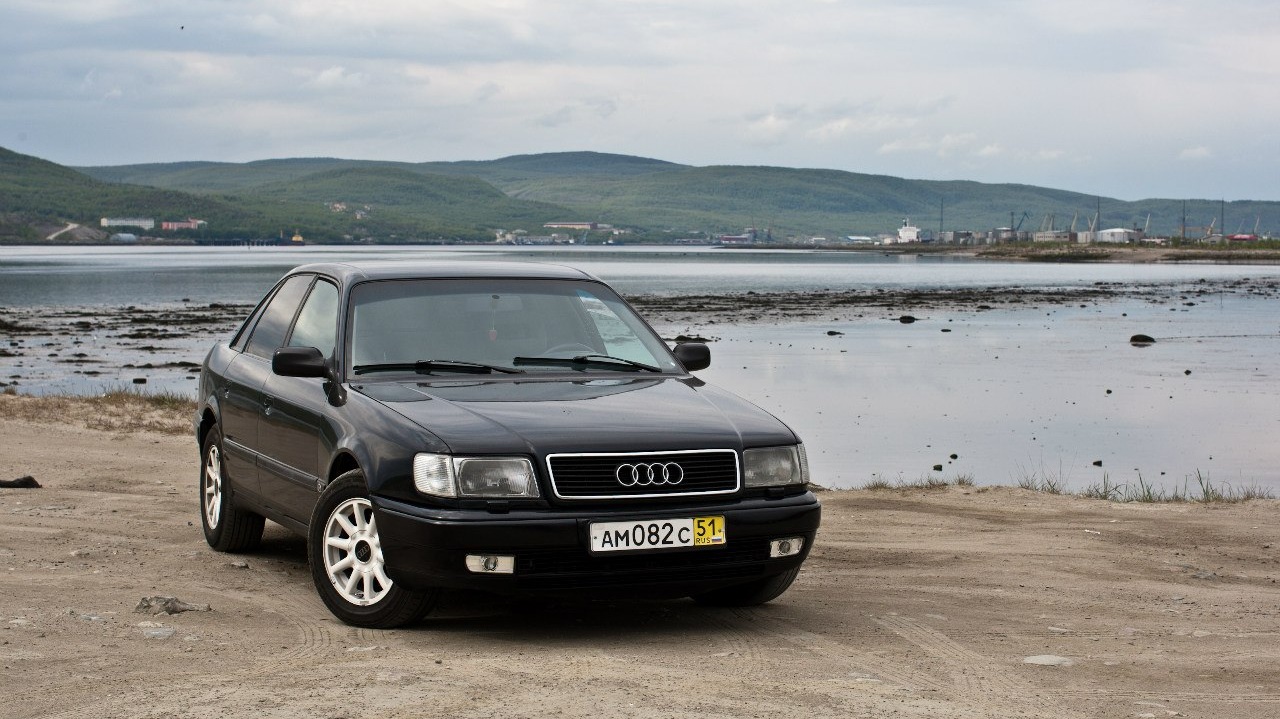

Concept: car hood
[[353, 375, 798, 456]]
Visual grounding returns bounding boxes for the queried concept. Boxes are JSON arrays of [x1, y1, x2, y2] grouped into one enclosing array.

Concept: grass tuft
[[1013, 464, 1276, 505], [1013, 460, 1069, 495], [0, 388, 195, 435], [1080, 473, 1121, 501], [859, 475, 977, 491]]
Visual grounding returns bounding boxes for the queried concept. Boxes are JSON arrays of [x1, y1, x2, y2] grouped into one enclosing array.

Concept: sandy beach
[[1, 396, 1277, 718]]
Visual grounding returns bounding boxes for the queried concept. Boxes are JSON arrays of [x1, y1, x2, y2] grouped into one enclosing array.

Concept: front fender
[[321, 387, 449, 502]]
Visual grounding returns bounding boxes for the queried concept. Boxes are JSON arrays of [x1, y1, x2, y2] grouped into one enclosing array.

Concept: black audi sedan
[[195, 261, 820, 627]]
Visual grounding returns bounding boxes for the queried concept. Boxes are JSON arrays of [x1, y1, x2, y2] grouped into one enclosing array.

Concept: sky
[[2, 0, 1277, 201]]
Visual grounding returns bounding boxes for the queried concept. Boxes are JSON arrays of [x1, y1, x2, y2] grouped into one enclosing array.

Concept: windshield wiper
[[512, 354, 661, 372], [352, 360, 524, 376]]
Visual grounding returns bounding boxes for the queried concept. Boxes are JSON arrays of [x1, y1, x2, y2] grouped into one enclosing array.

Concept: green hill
[[2, 147, 578, 243], [246, 166, 572, 234], [42, 148, 1280, 240], [79, 158, 406, 194], [0, 147, 267, 240]]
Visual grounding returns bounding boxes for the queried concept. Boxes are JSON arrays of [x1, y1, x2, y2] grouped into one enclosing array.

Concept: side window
[[287, 280, 339, 359], [244, 275, 313, 360], [230, 300, 268, 351]]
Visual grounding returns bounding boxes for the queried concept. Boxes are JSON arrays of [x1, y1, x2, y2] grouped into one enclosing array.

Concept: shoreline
[[3, 275, 1279, 392], [826, 243, 1280, 265], [8, 240, 1280, 265]]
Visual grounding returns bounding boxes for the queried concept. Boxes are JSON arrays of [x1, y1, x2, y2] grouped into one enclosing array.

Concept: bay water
[[3, 244, 1278, 492]]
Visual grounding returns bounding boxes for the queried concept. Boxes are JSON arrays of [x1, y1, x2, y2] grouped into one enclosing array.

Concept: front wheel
[[308, 470, 438, 628], [692, 566, 801, 607], [200, 426, 264, 552]]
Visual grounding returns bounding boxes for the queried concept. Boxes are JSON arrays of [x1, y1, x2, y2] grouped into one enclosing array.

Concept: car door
[[256, 278, 340, 523], [224, 274, 314, 509]]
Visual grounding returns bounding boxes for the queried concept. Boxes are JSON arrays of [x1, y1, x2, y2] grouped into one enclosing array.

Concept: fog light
[[769, 537, 804, 558], [465, 554, 515, 574]]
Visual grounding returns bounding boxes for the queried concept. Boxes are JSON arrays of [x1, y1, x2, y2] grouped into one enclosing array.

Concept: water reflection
[[693, 297, 1280, 492]]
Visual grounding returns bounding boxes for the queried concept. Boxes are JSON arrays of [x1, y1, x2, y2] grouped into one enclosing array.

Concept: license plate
[[589, 516, 725, 553]]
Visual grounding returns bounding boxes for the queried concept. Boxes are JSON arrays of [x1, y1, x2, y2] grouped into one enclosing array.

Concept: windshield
[[347, 278, 681, 376]]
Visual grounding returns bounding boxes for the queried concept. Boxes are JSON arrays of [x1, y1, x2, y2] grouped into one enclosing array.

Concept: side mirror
[[273, 346, 328, 378], [673, 342, 711, 372], [274, 346, 347, 406]]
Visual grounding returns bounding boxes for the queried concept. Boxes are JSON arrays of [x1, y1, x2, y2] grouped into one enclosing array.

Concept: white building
[[100, 217, 155, 230], [1097, 228, 1140, 244]]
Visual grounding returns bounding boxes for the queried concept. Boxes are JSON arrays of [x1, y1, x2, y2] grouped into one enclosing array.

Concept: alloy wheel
[[203, 443, 222, 529], [322, 497, 392, 606]]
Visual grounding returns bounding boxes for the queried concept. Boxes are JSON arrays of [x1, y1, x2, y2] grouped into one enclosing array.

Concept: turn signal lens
[[412, 453, 456, 498]]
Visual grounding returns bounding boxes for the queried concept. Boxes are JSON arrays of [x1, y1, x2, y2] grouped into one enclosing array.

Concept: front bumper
[[374, 493, 821, 598]]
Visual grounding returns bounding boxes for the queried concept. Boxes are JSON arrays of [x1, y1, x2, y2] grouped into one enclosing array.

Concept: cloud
[[307, 66, 367, 90], [877, 137, 934, 155], [586, 98, 617, 119], [534, 106, 575, 128], [741, 110, 795, 146], [0, 0, 1276, 199], [876, 133, 983, 158], [809, 113, 915, 141], [937, 133, 977, 158]]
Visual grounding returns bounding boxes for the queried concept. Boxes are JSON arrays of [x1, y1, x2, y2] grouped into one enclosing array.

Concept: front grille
[[546, 449, 740, 500]]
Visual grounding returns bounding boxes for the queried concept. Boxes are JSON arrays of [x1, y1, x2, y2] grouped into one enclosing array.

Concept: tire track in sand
[[873, 613, 1088, 719]]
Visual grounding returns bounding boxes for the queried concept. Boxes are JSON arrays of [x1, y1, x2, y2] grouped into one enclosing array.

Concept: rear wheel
[[200, 426, 264, 552], [692, 566, 801, 607], [308, 470, 438, 628]]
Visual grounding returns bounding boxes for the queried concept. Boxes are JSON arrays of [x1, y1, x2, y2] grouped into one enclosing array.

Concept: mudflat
[[0, 400, 1277, 719]]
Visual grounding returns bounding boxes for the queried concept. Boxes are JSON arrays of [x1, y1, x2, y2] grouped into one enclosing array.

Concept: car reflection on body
[[194, 261, 820, 627]]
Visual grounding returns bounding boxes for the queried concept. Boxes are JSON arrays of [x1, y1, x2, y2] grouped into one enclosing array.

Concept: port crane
[[1009, 211, 1029, 233]]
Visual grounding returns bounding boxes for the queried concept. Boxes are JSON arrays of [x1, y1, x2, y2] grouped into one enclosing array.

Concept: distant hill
[[73, 150, 1280, 238], [76, 152, 676, 195], [246, 166, 572, 234], [1, 146, 267, 241], [79, 157, 407, 194], [1, 147, 577, 243]]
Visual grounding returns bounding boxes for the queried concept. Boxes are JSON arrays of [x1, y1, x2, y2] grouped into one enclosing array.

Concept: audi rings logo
[[615, 461, 684, 487]]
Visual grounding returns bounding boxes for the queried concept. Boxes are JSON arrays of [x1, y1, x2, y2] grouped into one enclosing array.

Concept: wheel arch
[[196, 402, 219, 452], [327, 451, 362, 485]]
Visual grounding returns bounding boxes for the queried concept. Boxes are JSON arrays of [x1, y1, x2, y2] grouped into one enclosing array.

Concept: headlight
[[413, 454, 540, 498], [743, 445, 809, 488]]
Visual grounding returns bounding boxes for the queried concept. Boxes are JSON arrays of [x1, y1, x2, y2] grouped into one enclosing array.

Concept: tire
[[308, 470, 438, 628], [692, 566, 801, 607], [200, 426, 265, 552]]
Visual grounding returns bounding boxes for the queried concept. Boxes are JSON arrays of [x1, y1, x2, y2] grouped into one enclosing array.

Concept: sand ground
[[1, 410, 1278, 719]]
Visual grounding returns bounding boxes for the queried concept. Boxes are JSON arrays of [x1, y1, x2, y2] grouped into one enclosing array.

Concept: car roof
[[286, 260, 601, 285]]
